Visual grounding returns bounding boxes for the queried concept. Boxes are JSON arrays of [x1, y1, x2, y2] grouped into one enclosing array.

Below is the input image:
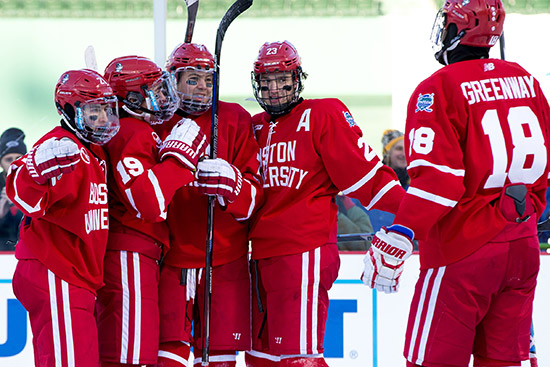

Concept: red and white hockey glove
[[362, 224, 414, 294], [26, 137, 81, 185], [160, 118, 208, 171], [196, 158, 243, 206]]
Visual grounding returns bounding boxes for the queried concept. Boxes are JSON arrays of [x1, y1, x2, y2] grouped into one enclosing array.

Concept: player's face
[[258, 71, 295, 107], [389, 140, 407, 169], [82, 101, 117, 127], [177, 69, 213, 104], [1, 153, 23, 172]]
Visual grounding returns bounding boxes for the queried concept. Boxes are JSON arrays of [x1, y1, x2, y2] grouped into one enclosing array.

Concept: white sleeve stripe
[[408, 159, 465, 177], [408, 187, 458, 207], [13, 167, 43, 214], [147, 170, 167, 220], [342, 161, 383, 195], [365, 180, 401, 210], [236, 180, 256, 222], [125, 188, 142, 219]]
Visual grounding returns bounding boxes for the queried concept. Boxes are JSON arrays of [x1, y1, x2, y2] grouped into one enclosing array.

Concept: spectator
[[336, 194, 373, 251], [0, 127, 27, 251], [381, 129, 409, 189]]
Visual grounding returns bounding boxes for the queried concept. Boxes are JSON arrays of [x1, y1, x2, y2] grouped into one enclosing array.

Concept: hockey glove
[[362, 224, 413, 294], [160, 118, 208, 171], [26, 137, 81, 185], [196, 158, 243, 206]]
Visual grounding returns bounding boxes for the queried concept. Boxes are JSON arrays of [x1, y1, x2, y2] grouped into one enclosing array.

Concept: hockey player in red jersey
[[362, 1, 550, 366], [247, 40, 406, 367], [6, 69, 120, 367], [154, 42, 262, 367], [96, 55, 208, 367]]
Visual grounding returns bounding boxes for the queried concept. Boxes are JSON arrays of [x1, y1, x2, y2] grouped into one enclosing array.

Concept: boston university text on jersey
[[85, 182, 108, 234], [260, 139, 309, 189]]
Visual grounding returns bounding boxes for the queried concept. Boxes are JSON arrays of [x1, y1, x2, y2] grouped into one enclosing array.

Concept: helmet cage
[[121, 71, 179, 124], [173, 66, 214, 115], [73, 96, 120, 145], [251, 68, 304, 116]]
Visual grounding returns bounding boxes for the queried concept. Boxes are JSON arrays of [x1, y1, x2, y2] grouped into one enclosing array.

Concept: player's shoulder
[[218, 100, 252, 127], [301, 98, 348, 110], [37, 126, 82, 147]]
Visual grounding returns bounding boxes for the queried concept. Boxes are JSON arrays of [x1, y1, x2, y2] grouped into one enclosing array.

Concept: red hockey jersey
[[394, 58, 550, 269], [104, 117, 195, 258], [7, 127, 110, 293], [249, 98, 405, 260], [153, 101, 262, 268]]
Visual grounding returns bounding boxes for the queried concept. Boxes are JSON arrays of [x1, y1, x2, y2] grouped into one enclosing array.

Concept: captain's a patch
[[415, 93, 434, 113]]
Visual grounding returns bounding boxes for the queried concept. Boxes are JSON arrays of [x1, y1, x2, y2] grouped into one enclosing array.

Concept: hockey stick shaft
[[499, 30, 505, 61], [202, 1, 252, 366], [336, 233, 374, 242], [184, 0, 199, 43]]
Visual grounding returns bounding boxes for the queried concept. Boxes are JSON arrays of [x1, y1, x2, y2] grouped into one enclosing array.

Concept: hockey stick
[[336, 233, 374, 242], [202, 0, 252, 366], [499, 30, 505, 61], [84, 45, 98, 72], [184, 0, 199, 43]]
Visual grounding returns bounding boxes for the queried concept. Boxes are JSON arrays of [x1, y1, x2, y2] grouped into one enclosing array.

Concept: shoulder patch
[[415, 93, 434, 113], [343, 111, 356, 127]]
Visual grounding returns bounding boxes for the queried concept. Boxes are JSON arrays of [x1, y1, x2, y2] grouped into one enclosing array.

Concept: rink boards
[[1, 253, 548, 367]]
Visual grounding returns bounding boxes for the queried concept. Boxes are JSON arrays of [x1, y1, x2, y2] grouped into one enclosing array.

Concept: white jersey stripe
[[61, 280, 75, 367], [416, 267, 445, 365], [13, 167, 43, 214], [342, 162, 383, 195], [194, 354, 237, 364], [246, 350, 281, 362], [366, 180, 401, 210], [48, 270, 62, 367], [408, 187, 458, 207], [125, 189, 142, 219], [408, 159, 465, 176], [236, 180, 256, 221], [148, 169, 167, 220], [158, 351, 189, 366], [132, 252, 142, 364], [120, 251, 130, 363], [311, 248, 321, 354], [300, 252, 309, 354]]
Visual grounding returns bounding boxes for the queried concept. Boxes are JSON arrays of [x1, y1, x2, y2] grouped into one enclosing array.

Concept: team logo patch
[[415, 93, 434, 113], [343, 111, 356, 127], [253, 124, 263, 131]]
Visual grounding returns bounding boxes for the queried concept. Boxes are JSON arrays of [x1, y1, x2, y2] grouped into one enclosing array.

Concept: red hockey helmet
[[251, 41, 307, 116], [431, 0, 505, 61], [253, 40, 302, 74], [166, 43, 214, 72], [166, 43, 215, 115], [104, 55, 179, 124], [55, 69, 120, 145]]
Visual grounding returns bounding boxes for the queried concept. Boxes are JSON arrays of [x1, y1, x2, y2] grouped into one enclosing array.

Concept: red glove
[[160, 118, 208, 171], [26, 137, 81, 185], [196, 158, 243, 206]]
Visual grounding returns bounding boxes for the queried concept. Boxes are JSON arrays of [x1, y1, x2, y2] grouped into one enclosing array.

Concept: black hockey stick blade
[[337, 233, 374, 242], [184, 0, 199, 43], [214, 0, 253, 57]]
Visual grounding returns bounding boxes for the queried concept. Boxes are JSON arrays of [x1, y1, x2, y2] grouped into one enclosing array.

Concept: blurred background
[[1, 0, 549, 153]]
